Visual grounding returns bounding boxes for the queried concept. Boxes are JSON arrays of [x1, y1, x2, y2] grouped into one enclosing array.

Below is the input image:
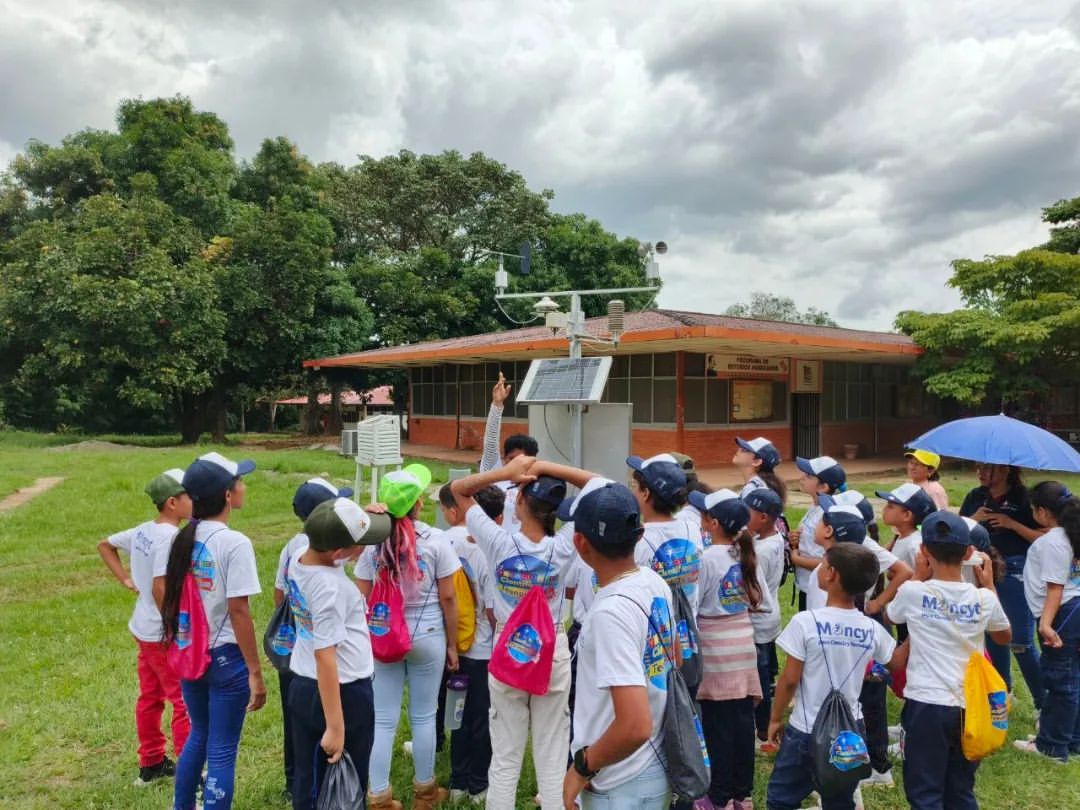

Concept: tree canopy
[[0, 96, 650, 438], [724, 292, 838, 326], [896, 197, 1080, 412]]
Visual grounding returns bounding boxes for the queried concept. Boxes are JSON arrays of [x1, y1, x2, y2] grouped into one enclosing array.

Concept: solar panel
[[516, 357, 613, 404]]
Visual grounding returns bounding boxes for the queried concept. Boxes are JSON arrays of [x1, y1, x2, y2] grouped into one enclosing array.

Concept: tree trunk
[[303, 377, 321, 435], [269, 400, 278, 432], [210, 387, 227, 443], [179, 393, 205, 444], [329, 380, 344, 435]]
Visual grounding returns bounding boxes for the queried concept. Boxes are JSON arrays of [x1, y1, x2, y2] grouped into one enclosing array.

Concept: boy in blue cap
[[560, 478, 675, 810], [272, 477, 353, 802], [885, 512, 1012, 810], [791, 456, 847, 610]]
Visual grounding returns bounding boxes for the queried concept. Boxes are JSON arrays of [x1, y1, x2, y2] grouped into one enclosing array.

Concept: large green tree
[[725, 292, 838, 326], [897, 197, 1080, 410]]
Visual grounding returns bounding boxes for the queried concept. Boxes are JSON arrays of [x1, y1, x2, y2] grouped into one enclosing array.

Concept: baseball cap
[[735, 437, 781, 472], [304, 498, 391, 551], [378, 464, 432, 518], [830, 489, 875, 524], [669, 452, 697, 480], [742, 487, 783, 518], [875, 483, 935, 524], [182, 452, 256, 501], [522, 475, 567, 507], [961, 516, 992, 552], [627, 453, 688, 503], [293, 477, 355, 521], [795, 456, 846, 491], [145, 468, 186, 507], [558, 478, 643, 548], [922, 511, 971, 546], [688, 488, 750, 535], [821, 504, 867, 544], [905, 449, 941, 471]]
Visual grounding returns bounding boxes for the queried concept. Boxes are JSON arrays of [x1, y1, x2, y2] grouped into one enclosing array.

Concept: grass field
[[0, 429, 1078, 809]]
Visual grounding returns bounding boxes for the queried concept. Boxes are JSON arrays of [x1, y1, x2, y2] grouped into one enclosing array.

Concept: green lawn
[[0, 430, 1077, 808]]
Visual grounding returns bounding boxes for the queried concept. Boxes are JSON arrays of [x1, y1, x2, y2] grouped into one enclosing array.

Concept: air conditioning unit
[[356, 415, 403, 466], [340, 424, 358, 456]]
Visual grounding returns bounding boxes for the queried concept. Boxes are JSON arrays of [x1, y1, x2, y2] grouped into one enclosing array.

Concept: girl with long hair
[[733, 436, 787, 504], [357, 464, 461, 810], [690, 488, 771, 810], [1015, 481, 1080, 761], [155, 453, 264, 810]]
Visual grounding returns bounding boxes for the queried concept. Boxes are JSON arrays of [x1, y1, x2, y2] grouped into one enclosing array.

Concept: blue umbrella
[[908, 414, 1080, 472]]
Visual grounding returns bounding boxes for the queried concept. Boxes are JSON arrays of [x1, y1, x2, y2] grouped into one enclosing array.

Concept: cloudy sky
[[4, 0, 1080, 330]]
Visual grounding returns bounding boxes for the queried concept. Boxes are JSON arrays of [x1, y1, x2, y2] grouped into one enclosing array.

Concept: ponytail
[[758, 469, 788, 505], [522, 493, 558, 536], [734, 527, 763, 610], [1032, 481, 1080, 559], [379, 515, 422, 589], [161, 519, 198, 645]]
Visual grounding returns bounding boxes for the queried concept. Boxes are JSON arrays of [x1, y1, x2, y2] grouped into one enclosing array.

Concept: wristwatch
[[573, 746, 599, 780]]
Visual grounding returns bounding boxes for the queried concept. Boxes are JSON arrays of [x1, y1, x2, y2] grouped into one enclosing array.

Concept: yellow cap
[[905, 448, 941, 470]]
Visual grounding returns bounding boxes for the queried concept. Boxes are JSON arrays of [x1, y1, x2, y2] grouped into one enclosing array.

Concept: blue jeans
[[369, 626, 446, 792], [766, 725, 859, 810], [985, 555, 1043, 707], [901, 700, 978, 810], [174, 644, 250, 810], [581, 758, 669, 810], [1036, 597, 1080, 760]]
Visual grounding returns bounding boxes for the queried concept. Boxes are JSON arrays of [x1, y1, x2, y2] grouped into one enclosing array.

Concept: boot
[[369, 787, 403, 810], [412, 779, 449, 810]]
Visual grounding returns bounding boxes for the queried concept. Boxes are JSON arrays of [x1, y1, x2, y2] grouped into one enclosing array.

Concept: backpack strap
[[799, 610, 875, 731]]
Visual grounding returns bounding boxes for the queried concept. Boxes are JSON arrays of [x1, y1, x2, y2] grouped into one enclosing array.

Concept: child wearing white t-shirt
[[876, 483, 935, 645], [562, 478, 674, 810], [1015, 482, 1080, 762], [767, 544, 898, 810], [886, 512, 1011, 810], [285, 498, 389, 810], [97, 469, 192, 786], [155, 452, 264, 810], [791, 457, 847, 610]]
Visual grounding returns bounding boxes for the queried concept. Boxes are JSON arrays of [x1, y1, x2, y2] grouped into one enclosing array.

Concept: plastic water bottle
[[444, 673, 469, 732]]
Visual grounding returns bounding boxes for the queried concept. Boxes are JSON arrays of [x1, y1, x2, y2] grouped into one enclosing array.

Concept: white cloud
[[2, 0, 1079, 330]]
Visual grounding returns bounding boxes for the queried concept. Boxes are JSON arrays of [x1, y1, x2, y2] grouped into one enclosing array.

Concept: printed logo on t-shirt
[[643, 596, 674, 689], [368, 601, 392, 637], [829, 731, 870, 772], [190, 541, 216, 591], [287, 579, 313, 640], [134, 529, 154, 557], [918, 593, 983, 624], [648, 539, 701, 601], [1071, 558, 1080, 586], [718, 564, 748, 614], [814, 619, 874, 650], [506, 623, 543, 664], [495, 555, 558, 606]]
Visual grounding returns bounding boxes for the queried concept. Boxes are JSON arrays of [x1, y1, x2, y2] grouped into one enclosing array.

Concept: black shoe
[[134, 757, 175, 787]]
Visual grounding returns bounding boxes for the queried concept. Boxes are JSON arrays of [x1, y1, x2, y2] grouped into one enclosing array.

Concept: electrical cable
[[542, 404, 572, 463], [495, 296, 542, 326]]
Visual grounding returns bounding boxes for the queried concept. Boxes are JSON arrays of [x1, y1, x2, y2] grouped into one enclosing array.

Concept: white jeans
[[485, 632, 571, 810]]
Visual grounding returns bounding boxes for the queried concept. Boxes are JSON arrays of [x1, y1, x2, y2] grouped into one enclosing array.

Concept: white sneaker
[[402, 740, 414, 757], [887, 724, 902, 742], [859, 768, 894, 788], [853, 785, 865, 810], [1013, 739, 1066, 763], [888, 742, 903, 760], [450, 789, 468, 802], [470, 790, 487, 805]]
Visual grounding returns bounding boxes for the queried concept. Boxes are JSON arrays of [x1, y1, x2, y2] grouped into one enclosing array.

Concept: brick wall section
[[633, 426, 793, 466], [409, 415, 529, 452]]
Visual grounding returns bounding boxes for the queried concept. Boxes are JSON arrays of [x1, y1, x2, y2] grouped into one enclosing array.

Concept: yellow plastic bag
[[961, 651, 1009, 760], [451, 568, 476, 653]]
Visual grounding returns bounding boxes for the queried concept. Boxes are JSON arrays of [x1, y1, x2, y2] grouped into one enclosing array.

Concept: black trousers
[[449, 656, 493, 794], [859, 678, 890, 773], [754, 641, 779, 740], [288, 675, 374, 810], [279, 668, 296, 796], [700, 697, 755, 805]]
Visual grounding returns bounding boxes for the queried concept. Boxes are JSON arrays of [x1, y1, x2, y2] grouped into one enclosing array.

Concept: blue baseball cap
[[523, 475, 567, 507], [875, 483, 935, 524], [688, 488, 750, 535], [735, 437, 781, 472], [627, 453, 687, 503], [182, 452, 255, 501], [922, 511, 971, 546], [961, 516, 991, 552], [830, 489, 875, 525], [558, 478, 643, 548], [293, 477, 354, 521], [795, 455, 846, 491], [821, 504, 867, 544], [742, 487, 783, 519]]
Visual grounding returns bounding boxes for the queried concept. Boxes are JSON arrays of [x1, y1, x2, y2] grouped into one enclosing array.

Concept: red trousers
[[135, 638, 190, 767]]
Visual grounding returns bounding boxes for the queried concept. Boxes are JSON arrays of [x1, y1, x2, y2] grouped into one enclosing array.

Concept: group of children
[[97, 389, 1080, 810]]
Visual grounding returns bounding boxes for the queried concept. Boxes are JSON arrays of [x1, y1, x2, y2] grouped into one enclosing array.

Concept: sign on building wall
[[791, 359, 823, 394], [731, 380, 776, 421], [706, 354, 790, 378]]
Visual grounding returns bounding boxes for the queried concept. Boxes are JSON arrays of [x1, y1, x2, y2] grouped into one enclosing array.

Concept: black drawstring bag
[[262, 596, 296, 673], [316, 751, 363, 810], [671, 585, 702, 693]]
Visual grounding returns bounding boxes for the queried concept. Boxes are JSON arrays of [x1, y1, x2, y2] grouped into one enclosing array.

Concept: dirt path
[[0, 477, 65, 513]]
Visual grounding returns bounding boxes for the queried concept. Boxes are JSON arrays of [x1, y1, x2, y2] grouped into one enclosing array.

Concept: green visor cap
[[304, 498, 392, 551], [378, 464, 432, 518], [145, 468, 187, 506]]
